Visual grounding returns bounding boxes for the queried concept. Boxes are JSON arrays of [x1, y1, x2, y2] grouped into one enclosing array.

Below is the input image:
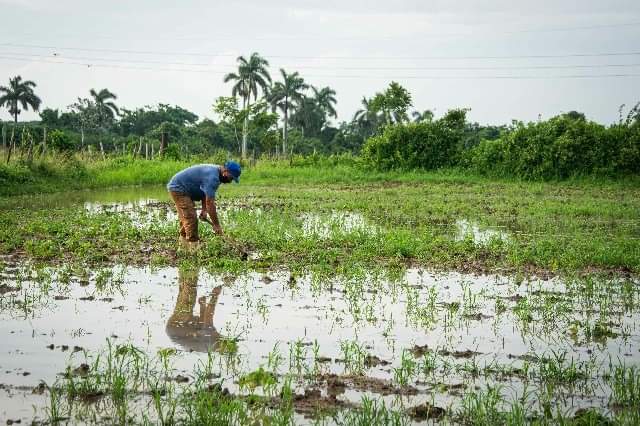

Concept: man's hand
[[199, 210, 208, 221], [213, 224, 223, 235]]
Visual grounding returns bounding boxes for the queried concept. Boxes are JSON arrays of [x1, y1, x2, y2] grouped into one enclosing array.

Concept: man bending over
[[167, 161, 241, 243]]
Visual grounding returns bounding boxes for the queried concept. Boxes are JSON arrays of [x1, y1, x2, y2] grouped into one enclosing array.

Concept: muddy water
[[1, 191, 639, 424], [1, 259, 639, 422]]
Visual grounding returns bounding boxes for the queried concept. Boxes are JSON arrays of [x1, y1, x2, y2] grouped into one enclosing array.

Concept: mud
[[408, 403, 446, 421], [321, 374, 419, 396]]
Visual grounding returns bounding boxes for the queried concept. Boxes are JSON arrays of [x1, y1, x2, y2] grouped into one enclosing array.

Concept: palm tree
[[89, 88, 119, 128], [311, 86, 338, 121], [0, 76, 42, 123], [352, 97, 379, 137], [290, 96, 324, 138], [223, 53, 271, 158], [268, 69, 308, 155], [412, 109, 434, 123]]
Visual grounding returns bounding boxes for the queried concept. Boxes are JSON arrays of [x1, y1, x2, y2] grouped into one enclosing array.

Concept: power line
[[3, 51, 640, 71], [2, 54, 640, 80], [2, 42, 640, 61]]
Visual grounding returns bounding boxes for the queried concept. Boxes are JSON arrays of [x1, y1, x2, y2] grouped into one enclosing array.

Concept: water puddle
[[1, 258, 638, 423], [455, 219, 510, 245], [299, 212, 377, 239]]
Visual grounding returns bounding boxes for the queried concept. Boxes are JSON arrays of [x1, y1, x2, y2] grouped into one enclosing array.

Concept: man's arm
[[205, 196, 223, 235], [200, 197, 207, 220]]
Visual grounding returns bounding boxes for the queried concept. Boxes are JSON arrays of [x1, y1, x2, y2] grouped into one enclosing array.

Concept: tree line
[[1, 52, 638, 179], [0, 52, 428, 160]]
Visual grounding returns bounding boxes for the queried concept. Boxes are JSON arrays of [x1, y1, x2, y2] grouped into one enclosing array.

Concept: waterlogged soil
[[1, 259, 639, 423], [0, 186, 639, 424]]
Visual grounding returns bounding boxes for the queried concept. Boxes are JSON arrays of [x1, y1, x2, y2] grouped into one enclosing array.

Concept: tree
[[412, 110, 434, 123], [352, 97, 381, 138], [268, 69, 308, 154], [223, 53, 271, 158], [312, 86, 338, 122], [290, 97, 324, 138], [118, 104, 198, 136], [40, 108, 61, 127], [0, 76, 42, 123], [89, 88, 119, 128], [69, 98, 101, 147], [213, 97, 278, 155], [369, 81, 412, 125]]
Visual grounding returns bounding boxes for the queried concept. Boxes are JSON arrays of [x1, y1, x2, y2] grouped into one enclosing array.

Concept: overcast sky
[[1, 0, 639, 125]]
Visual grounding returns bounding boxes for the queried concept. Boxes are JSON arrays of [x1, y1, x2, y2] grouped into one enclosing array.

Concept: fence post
[[27, 128, 34, 163], [41, 126, 47, 157], [20, 125, 26, 160], [6, 126, 15, 163]]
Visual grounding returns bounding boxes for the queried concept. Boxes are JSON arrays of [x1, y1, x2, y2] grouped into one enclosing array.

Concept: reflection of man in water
[[165, 266, 223, 353]]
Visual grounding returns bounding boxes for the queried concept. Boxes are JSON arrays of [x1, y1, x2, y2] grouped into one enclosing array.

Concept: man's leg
[[170, 192, 199, 242]]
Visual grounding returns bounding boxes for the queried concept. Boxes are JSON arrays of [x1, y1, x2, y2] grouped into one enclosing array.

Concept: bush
[[465, 114, 639, 179], [48, 129, 75, 153], [163, 143, 181, 160], [362, 120, 462, 170]]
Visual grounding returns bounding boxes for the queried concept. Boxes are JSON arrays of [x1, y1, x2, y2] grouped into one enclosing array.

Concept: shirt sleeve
[[200, 173, 219, 199]]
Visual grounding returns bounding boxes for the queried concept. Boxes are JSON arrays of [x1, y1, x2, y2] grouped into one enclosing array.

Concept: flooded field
[[1, 185, 639, 424]]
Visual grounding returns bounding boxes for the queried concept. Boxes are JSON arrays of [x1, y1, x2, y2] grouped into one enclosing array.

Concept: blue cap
[[224, 161, 241, 183]]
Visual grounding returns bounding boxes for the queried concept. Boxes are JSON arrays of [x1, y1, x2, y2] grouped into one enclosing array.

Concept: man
[[167, 161, 241, 243]]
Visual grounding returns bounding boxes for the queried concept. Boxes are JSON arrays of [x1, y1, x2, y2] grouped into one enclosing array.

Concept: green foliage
[[0, 75, 42, 122], [118, 104, 198, 136], [369, 81, 412, 125], [163, 143, 181, 160], [48, 129, 75, 152], [39, 108, 60, 127], [465, 113, 640, 179], [362, 114, 464, 170]]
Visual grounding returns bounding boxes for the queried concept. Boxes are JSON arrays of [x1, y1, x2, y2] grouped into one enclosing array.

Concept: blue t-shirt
[[167, 164, 221, 201]]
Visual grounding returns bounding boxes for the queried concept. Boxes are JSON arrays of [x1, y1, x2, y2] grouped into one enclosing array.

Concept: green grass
[[1, 157, 639, 274]]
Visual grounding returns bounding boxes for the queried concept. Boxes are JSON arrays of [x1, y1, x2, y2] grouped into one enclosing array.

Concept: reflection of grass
[[607, 361, 640, 408]]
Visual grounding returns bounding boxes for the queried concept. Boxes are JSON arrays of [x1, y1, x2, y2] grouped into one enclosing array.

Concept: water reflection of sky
[[1, 261, 638, 421]]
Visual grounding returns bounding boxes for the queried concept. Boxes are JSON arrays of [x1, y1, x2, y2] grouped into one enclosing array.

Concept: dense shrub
[[48, 129, 75, 152], [362, 110, 467, 170], [163, 143, 181, 160], [465, 114, 640, 179]]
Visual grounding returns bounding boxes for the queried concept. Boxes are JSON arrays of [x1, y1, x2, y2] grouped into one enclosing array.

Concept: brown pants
[[170, 191, 199, 242]]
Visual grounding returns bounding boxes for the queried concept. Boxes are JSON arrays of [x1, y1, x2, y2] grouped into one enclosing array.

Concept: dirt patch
[[68, 363, 90, 377], [408, 403, 446, 421], [364, 355, 390, 368], [463, 312, 493, 320], [321, 373, 418, 396], [0, 284, 19, 294], [507, 353, 540, 363], [291, 387, 356, 418], [411, 344, 482, 359]]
